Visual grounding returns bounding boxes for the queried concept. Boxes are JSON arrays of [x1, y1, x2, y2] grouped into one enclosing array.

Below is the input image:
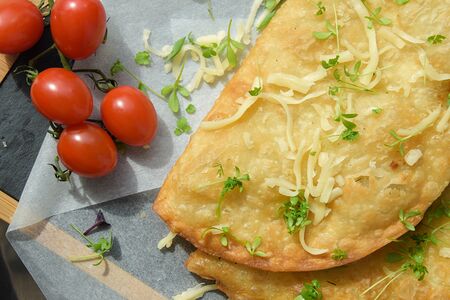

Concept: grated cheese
[[397, 107, 441, 137], [309, 201, 331, 225], [201, 96, 259, 130], [294, 141, 307, 191], [418, 49, 450, 81], [349, 0, 379, 86], [143, 29, 171, 57], [436, 106, 450, 133], [341, 39, 370, 60], [173, 284, 218, 300], [391, 27, 425, 44], [378, 27, 405, 49], [265, 178, 297, 191], [261, 90, 327, 106], [157, 231, 177, 250], [404, 149, 423, 166], [299, 227, 328, 255], [243, 0, 265, 44], [439, 247, 450, 259], [267, 68, 327, 94]]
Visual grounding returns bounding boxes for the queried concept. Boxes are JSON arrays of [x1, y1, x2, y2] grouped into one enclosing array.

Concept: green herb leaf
[[220, 235, 228, 246], [168, 91, 180, 113], [386, 252, 404, 263], [313, 31, 333, 40], [363, 3, 392, 29], [110, 59, 125, 76], [386, 130, 409, 156], [178, 86, 190, 98], [186, 104, 196, 114], [427, 34, 446, 45], [174, 117, 191, 136], [295, 279, 322, 300], [321, 55, 339, 69], [257, 10, 276, 31], [399, 209, 421, 231], [161, 85, 174, 97], [134, 51, 151, 66], [201, 45, 218, 58], [427, 198, 450, 224], [69, 224, 113, 266], [372, 107, 383, 114], [315, 1, 326, 16], [245, 236, 266, 257], [395, 0, 410, 4], [216, 166, 250, 218], [249, 86, 262, 96], [166, 36, 186, 61], [331, 248, 348, 261], [340, 128, 359, 141], [281, 193, 311, 234], [344, 60, 361, 82]]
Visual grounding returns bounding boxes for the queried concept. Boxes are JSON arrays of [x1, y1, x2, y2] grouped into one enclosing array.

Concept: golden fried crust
[[186, 210, 450, 300], [154, 0, 450, 271]]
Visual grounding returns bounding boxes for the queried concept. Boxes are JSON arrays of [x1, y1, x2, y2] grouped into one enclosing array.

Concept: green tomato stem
[[56, 48, 72, 70], [28, 44, 56, 67], [69, 253, 102, 263]]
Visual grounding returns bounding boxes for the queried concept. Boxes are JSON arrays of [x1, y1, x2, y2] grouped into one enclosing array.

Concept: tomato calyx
[[47, 121, 64, 139], [14, 65, 39, 85], [38, 0, 55, 18], [48, 155, 72, 182], [73, 69, 118, 93]]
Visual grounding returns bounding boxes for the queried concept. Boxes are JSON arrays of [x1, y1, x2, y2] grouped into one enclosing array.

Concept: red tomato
[[101, 86, 158, 147], [57, 123, 118, 177], [31, 68, 93, 125], [0, 0, 44, 54], [50, 0, 106, 60]]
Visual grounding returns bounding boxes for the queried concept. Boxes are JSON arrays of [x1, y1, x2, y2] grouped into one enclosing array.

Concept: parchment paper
[[10, 0, 257, 231]]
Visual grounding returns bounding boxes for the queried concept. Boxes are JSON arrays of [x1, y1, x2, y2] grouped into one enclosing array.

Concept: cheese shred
[[173, 284, 218, 300]]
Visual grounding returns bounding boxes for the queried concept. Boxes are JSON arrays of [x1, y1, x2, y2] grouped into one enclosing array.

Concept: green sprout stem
[[122, 66, 165, 100]]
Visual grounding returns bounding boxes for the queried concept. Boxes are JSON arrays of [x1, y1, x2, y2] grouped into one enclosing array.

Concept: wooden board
[[0, 191, 18, 224], [0, 0, 42, 83]]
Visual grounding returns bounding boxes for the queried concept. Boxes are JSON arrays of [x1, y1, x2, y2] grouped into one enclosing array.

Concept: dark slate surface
[[0, 28, 62, 199]]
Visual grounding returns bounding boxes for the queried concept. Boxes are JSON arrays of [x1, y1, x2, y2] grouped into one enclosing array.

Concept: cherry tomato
[[101, 86, 158, 147], [0, 0, 44, 54], [57, 123, 118, 177], [31, 68, 93, 125], [50, 0, 106, 60]]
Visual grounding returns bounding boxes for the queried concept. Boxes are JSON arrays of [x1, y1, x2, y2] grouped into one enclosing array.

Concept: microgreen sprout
[[214, 162, 225, 178], [186, 104, 196, 114], [330, 69, 374, 95], [331, 248, 348, 261], [281, 193, 311, 234], [385, 130, 411, 156], [216, 165, 250, 219], [188, 32, 218, 58], [48, 156, 71, 182], [69, 224, 113, 266], [313, 20, 339, 40], [362, 1, 392, 29], [134, 50, 152, 66], [315, 2, 326, 16], [257, 0, 282, 31], [295, 280, 322, 300], [83, 210, 111, 236], [201, 225, 232, 247], [166, 36, 186, 61], [245, 236, 267, 257], [427, 198, 450, 224], [372, 107, 383, 114], [395, 0, 410, 4], [335, 112, 359, 141], [161, 63, 190, 113], [343, 60, 362, 82], [110, 59, 164, 100], [321, 55, 339, 69], [174, 117, 192, 136], [218, 20, 245, 68], [207, 0, 215, 21], [399, 209, 421, 231], [427, 34, 446, 45]]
